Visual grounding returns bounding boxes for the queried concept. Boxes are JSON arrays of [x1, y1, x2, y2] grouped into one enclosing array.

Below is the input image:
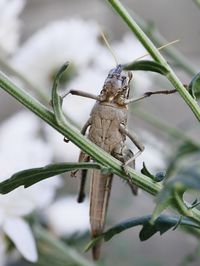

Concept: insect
[[64, 37, 178, 260]]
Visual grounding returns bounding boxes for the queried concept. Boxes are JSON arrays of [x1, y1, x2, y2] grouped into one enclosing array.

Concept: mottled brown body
[[89, 103, 127, 152], [69, 65, 145, 260], [88, 102, 128, 259], [65, 62, 176, 260]]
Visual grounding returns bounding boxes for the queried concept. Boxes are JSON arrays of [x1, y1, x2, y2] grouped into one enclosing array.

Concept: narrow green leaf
[[141, 162, 155, 180], [0, 162, 103, 194], [140, 215, 197, 241], [151, 196, 173, 223], [152, 166, 200, 222], [35, 226, 97, 266], [123, 60, 169, 75], [51, 62, 70, 125], [84, 236, 103, 253], [141, 162, 165, 182], [188, 72, 200, 99], [85, 214, 199, 250]]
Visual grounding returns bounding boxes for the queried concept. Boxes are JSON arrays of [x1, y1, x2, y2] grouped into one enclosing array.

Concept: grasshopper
[[63, 34, 179, 260], [64, 63, 176, 260]]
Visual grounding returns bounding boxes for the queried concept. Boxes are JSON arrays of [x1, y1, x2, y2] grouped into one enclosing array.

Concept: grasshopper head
[[100, 65, 132, 104]]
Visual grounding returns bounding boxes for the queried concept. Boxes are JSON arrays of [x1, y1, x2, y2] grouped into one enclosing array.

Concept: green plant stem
[[193, 0, 200, 9], [144, 31, 196, 77], [129, 11, 196, 77], [107, 0, 200, 121], [34, 226, 98, 266], [1, 71, 200, 226], [0, 71, 160, 196]]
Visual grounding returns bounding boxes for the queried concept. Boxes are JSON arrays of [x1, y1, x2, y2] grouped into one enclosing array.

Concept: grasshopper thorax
[[100, 64, 132, 105]]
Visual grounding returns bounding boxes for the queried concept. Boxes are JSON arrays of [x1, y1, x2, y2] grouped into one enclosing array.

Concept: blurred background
[[0, 1, 200, 266]]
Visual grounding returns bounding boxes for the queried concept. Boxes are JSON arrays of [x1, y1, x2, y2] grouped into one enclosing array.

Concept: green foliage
[[152, 166, 200, 222], [141, 162, 165, 182], [188, 72, 200, 99], [123, 60, 169, 75], [0, 162, 103, 194], [0, 1, 200, 264], [33, 226, 98, 266], [85, 214, 199, 251]]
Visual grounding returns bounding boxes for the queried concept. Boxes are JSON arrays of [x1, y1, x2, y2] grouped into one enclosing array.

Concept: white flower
[[0, 0, 25, 56], [45, 196, 89, 237], [0, 110, 61, 262], [11, 19, 103, 89]]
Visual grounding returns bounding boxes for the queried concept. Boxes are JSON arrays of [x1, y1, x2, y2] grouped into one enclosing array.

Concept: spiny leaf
[[139, 215, 196, 241], [141, 162, 155, 180], [188, 72, 200, 99], [152, 166, 200, 222], [0, 162, 104, 194], [85, 214, 199, 251], [123, 60, 169, 75], [141, 162, 165, 182], [51, 62, 69, 125]]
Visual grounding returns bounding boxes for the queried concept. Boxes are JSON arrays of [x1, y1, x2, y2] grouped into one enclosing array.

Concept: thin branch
[[1, 70, 200, 225], [107, 0, 200, 121], [0, 71, 161, 196], [128, 10, 197, 76]]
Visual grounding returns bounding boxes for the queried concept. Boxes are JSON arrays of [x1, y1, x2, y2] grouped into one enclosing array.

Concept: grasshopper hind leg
[[76, 119, 91, 203], [77, 151, 90, 203]]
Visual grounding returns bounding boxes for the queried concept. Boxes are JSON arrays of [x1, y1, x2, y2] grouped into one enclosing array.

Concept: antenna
[[135, 39, 180, 61], [100, 30, 119, 66]]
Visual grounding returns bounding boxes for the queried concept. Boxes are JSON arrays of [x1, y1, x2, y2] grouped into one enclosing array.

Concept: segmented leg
[[76, 119, 91, 203], [119, 125, 145, 153], [112, 144, 138, 195], [119, 125, 144, 171], [77, 151, 90, 203]]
